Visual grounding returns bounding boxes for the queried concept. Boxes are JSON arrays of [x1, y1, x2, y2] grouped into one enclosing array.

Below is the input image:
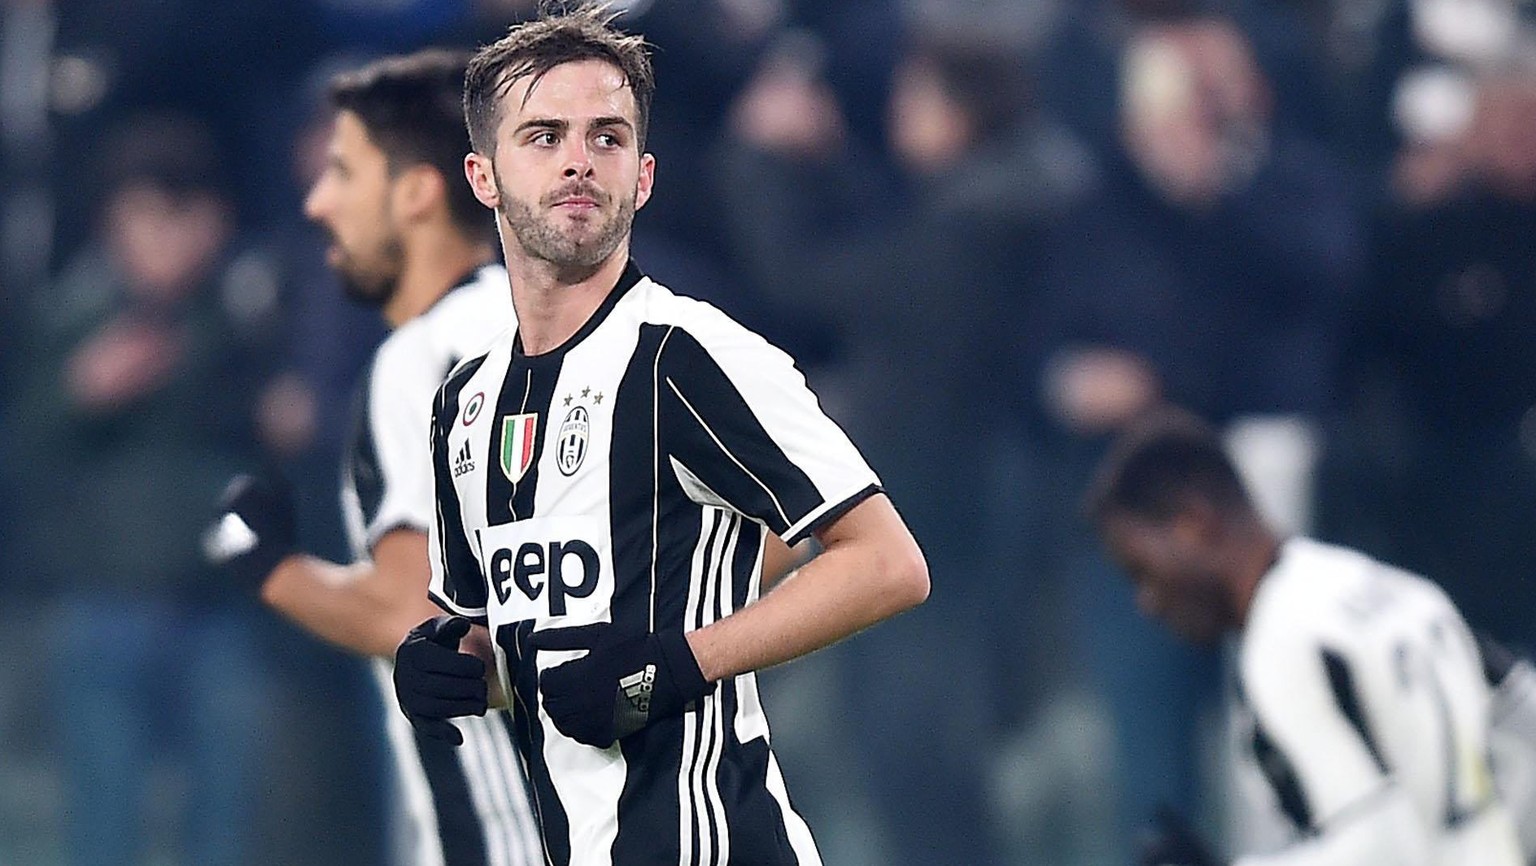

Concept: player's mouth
[[553, 196, 599, 210]]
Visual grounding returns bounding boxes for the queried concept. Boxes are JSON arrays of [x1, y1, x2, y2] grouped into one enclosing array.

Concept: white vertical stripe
[[651, 326, 676, 632], [706, 687, 729, 866], [686, 514, 733, 866], [458, 718, 509, 866], [485, 716, 543, 866], [475, 713, 537, 866], [692, 708, 714, 866], [679, 706, 700, 866], [372, 660, 447, 866], [765, 750, 824, 865], [702, 518, 737, 865], [680, 507, 720, 865]]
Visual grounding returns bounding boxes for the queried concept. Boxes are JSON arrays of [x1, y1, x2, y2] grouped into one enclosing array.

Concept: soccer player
[[388, 6, 931, 864], [1084, 408, 1524, 866], [206, 50, 541, 866]]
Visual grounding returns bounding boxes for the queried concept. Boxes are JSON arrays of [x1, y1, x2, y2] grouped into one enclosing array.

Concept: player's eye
[[594, 132, 620, 148], [531, 130, 558, 146]]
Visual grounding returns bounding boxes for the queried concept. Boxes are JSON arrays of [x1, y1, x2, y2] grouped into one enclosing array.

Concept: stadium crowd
[[1, 0, 1534, 863]]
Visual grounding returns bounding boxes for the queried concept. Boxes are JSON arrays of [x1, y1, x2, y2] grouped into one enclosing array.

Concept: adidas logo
[[452, 439, 476, 477], [619, 664, 656, 717]]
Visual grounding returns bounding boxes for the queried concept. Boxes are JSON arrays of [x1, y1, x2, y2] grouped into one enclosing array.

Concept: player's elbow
[[881, 535, 930, 614]]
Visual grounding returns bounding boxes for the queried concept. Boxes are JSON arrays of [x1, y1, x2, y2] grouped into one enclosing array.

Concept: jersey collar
[[512, 258, 645, 362]]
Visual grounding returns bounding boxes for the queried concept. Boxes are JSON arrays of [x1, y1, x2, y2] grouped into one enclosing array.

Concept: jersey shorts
[[342, 264, 542, 866], [427, 262, 880, 866]]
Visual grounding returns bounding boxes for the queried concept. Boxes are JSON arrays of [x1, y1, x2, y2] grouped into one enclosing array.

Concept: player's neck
[[505, 245, 630, 356], [383, 228, 497, 328], [1230, 522, 1281, 630]]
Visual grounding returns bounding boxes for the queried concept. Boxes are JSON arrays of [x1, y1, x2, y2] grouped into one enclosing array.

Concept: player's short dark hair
[[1082, 408, 1255, 525], [329, 48, 492, 242], [464, 2, 654, 156]]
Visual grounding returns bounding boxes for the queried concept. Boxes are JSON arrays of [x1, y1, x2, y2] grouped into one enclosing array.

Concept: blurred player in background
[[206, 49, 542, 865], [1085, 408, 1524, 866]]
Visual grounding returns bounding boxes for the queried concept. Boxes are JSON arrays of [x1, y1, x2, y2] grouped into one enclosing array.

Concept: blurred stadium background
[[2, 0, 1535, 864]]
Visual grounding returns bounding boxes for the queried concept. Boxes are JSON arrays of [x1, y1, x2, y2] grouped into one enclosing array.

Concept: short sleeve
[[359, 330, 444, 548], [426, 357, 491, 622], [658, 322, 879, 544]]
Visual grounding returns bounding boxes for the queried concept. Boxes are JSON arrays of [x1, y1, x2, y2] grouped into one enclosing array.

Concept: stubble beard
[[496, 172, 635, 271], [332, 230, 405, 309]]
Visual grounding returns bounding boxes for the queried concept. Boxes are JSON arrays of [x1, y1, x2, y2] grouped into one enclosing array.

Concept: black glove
[[204, 474, 297, 588], [1138, 807, 1223, 866], [394, 615, 488, 746], [531, 624, 711, 748]]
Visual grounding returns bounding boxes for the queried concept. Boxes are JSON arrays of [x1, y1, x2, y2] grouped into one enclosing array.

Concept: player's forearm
[[262, 555, 443, 658], [685, 520, 928, 682]]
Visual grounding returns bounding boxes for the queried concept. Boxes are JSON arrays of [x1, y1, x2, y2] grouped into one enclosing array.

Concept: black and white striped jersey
[[342, 263, 542, 866], [1485, 648, 1536, 865], [427, 261, 880, 866], [1229, 537, 1523, 866]]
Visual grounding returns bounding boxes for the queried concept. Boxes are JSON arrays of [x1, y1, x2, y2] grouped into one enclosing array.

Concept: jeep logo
[[489, 540, 599, 615]]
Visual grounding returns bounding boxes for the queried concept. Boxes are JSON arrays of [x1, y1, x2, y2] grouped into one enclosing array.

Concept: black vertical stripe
[[720, 678, 804, 864], [701, 700, 722, 865], [1321, 649, 1390, 775], [730, 520, 762, 613], [693, 512, 727, 865], [1252, 722, 1313, 832], [485, 356, 561, 526], [609, 322, 719, 866], [503, 618, 571, 866], [347, 357, 385, 530], [659, 329, 824, 540], [611, 324, 702, 864], [432, 356, 491, 612], [412, 729, 489, 866], [492, 710, 542, 861]]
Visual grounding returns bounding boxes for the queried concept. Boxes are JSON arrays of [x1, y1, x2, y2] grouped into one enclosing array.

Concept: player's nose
[[303, 177, 332, 223], [560, 140, 595, 179]]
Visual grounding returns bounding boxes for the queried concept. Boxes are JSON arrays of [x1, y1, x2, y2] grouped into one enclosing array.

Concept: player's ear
[[393, 165, 444, 223], [465, 152, 500, 210], [634, 152, 655, 212]]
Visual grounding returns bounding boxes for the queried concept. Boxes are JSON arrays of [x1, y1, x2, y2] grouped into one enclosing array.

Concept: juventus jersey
[[1231, 537, 1523, 866], [427, 262, 879, 866], [342, 263, 542, 866], [1486, 650, 1536, 864]]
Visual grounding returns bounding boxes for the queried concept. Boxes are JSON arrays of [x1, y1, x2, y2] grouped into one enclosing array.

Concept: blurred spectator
[[1028, 13, 1366, 859], [8, 111, 281, 866], [1041, 0, 1339, 161], [1322, 71, 1536, 657], [711, 7, 1097, 863]]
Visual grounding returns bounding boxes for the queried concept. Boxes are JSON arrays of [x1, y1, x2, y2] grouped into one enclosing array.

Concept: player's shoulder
[[436, 327, 514, 403], [620, 275, 791, 367], [395, 264, 513, 359], [1241, 539, 1377, 673]]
